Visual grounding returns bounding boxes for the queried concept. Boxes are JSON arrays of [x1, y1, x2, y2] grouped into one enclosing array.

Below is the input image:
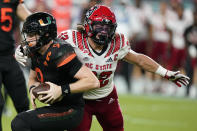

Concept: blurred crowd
[[14, 0, 197, 98]]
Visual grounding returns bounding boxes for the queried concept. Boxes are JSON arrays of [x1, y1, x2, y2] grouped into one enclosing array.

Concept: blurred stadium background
[[2, 0, 197, 130]]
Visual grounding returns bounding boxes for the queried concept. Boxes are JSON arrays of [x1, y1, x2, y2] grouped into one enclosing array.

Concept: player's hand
[[165, 70, 190, 87], [29, 87, 37, 109], [15, 45, 28, 66], [38, 82, 62, 104]]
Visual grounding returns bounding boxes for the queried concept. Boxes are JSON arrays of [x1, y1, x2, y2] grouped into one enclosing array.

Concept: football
[[32, 83, 50, 100]]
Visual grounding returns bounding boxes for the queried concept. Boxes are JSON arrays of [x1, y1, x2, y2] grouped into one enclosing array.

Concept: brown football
[[32, 83, 50, 99]]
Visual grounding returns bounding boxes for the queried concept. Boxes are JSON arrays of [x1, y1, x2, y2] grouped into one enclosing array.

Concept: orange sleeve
[[57, 53, 77, 67]]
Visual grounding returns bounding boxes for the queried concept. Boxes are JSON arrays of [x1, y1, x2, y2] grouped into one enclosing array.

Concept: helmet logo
[[39, 17, 51, 26], [86, 6, 98, 18], [103, 19, 110, 23]]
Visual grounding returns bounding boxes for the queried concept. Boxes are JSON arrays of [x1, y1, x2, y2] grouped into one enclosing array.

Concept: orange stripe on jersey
[[38, 109, 74, 118], [112, 34, 121, 54], [57, 53, 76, 67]]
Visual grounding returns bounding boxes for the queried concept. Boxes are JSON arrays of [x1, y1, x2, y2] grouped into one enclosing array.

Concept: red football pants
[[69, 87, 124, 131]]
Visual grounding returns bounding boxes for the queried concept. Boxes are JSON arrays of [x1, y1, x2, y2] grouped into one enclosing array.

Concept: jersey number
[[93, 71, 112, 88], [1, 8, 13, 32], [35, 67, 44, 83], [59, 32, 69, 40]]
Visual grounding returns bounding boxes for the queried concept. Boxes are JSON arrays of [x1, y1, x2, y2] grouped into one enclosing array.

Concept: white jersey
[[166, 17, 188, 49], [150, 13, 170, 42], [58, 29, 130, 100], [128, 3, 153, 40]]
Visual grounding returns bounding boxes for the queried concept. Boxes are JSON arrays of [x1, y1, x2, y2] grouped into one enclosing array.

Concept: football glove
[[15, 45, 28, 66], [164, 70, 190, 87], [156, 66, 190, 88]]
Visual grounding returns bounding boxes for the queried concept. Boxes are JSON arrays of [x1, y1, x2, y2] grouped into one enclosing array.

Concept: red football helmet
[[84, 5, 117, 46]]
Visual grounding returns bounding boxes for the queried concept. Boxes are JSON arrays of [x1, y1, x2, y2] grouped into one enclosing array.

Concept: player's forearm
[[135, 54, 159, 73], [28, 79, 40, 88], [17, 4, 31, 21], [124, 52, 160, 74], [28, 70, 40, 88], [69, 77, 100, 93], [65, 65, 100, 94]]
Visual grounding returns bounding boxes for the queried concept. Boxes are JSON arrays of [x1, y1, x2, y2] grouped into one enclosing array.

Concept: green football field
[[3, 94, 197, 131]]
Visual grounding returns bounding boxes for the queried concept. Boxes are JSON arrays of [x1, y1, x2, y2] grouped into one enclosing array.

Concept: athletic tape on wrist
[[155, 66, 167, 77]]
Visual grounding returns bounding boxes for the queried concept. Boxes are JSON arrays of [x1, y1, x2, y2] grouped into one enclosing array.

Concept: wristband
[[155, 65, 167, 77], [61, 84, 71, 96], [29, 85, 36, 93]]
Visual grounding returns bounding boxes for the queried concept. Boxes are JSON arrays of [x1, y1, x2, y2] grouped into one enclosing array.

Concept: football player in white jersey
[[166, 3, 189, 70], [15, 5, 190, 131]]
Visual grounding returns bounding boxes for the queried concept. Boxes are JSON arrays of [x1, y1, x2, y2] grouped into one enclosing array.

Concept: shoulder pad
[[9, 0, 22, 4], [58, 29, 78, 48], [49, 39, 75, 63]]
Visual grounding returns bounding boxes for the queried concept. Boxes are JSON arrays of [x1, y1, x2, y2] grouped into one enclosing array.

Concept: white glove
[[156, 66, 190, 87], [15, 45, 28, 66], [164, 70, 190, 87]]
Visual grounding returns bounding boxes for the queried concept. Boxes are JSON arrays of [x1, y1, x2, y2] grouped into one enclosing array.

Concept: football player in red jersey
[[12, 12, 100, 131], [15, 5, 190, 131], [0, 0, 31, 130]]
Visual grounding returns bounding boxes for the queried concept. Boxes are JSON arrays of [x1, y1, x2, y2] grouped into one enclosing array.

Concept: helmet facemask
[[89, 21, 117, 46], [21, 32, 41, 56]]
